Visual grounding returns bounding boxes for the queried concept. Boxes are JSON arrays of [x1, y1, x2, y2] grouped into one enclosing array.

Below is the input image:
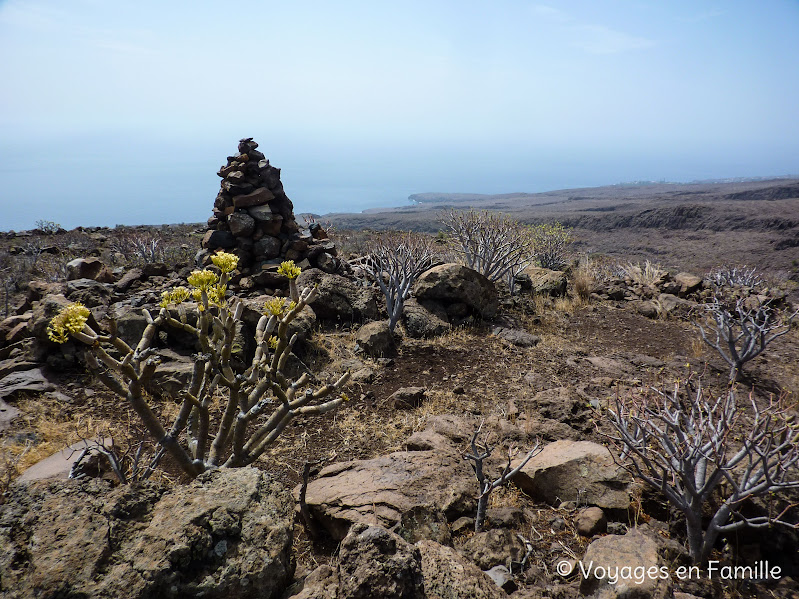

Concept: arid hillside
[[325, 178, 799, 281]]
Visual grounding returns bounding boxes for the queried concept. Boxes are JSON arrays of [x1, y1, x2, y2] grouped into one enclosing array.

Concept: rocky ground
[[0, 221, 798, 599]]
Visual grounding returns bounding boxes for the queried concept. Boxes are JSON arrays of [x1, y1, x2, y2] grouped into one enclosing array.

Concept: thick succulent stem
[[55, 256, 349, 479]]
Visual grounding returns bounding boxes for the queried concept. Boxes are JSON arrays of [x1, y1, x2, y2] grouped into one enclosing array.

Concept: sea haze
[[1, 134, 795, 231]]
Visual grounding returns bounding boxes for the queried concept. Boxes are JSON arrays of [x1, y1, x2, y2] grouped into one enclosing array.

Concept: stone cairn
[[200, 138, 338, 289]]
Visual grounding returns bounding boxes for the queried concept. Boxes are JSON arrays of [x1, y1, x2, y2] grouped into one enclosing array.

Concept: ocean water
[[0, 145, 419, 231], [1, 134, 788, 232], [0, 139, 581, 231]]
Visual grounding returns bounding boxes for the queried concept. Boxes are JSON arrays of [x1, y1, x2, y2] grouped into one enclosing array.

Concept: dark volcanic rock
[[414, 264, 498, 319], [0, 467, 294, 599], [202, 139, 340, 288]]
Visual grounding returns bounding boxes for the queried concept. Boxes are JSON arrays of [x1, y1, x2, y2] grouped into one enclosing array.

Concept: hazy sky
[[1, 0, 798, 229]]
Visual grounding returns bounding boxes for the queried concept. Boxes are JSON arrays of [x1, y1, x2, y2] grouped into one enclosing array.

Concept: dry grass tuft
[[572, 260, 597, 303], [621, 260, 666, 287]]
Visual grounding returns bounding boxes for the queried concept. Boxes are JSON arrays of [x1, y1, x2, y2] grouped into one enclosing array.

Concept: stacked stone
[[201, 138, 338, 285]]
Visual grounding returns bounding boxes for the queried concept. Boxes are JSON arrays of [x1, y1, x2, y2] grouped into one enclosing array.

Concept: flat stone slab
[[16, 441, 92, 482], [0, 368, 56, 401], [0, 398, 20, 432], [296, 450, 476, 540]]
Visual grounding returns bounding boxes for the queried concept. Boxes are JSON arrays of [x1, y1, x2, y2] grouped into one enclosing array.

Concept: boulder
[[404, 414, 475, 452], [491, 326, 540, 347], [66, 278, 113, 308], [114, 267, 144, 292], [636, 300, 660, 319], [0, 314, 32, 345], [388, 386, 427, 409], [109, 303, 149, 347], [66, 257, 115, 283], [402, 297, 451, 338], [511, 440, 632, 511], [147, 356, 195, 398], [414, 264, 498, 318], [395, 505, 452, 545], [28, 293, 72, 341], [355, 320, 396, 357], [295, 450, 476, 539], [314, 251, 338, 273], [0, 468, 294, 599], [142, 262, 169, 277], [657, 293, 696, 316], [522, 266, 568, 297], [254, 236, 282, 259], [575, 506, 608, 537], [295, 269, 378, 322], [485, 506, 524, 529], [579, 529, 672, 599], [247, 204, 275, 221], [228, 211, 256, 237], [519, 386, 587, 425], [295, 524, 424, 599], [338, 525, 424, 599], [202, 229, 236, 250], [416, 540, 506, 599], [16, 440, 102, 482], [460, 528, 526, 570], [673, 272, 703, 297]]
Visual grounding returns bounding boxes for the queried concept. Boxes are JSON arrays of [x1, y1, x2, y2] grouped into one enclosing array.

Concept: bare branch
[[604, 380, 799, 564]]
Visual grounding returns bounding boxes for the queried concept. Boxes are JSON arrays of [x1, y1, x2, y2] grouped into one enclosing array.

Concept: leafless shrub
[[300, 214, 336, 240], [362, 232, 437, 331], [110, 232, 162, 264], [605, 380, 799, 564], [463, 426, 541, 532], [109, 231, 194, 268], [19, 239, 46, 270], [442, 209, 535, 293], [698, 295, 797, 382], [34, 220, 61, 235], [706, 265, 763, 290]]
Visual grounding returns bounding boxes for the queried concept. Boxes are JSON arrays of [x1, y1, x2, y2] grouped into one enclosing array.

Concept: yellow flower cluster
[[263, 297, 297, 317], [159, 286, 191, 308], [191, 284, 227, 310], [206, 284, 227, 307], [277, 260, 301, 280], [47, 303, 90, 344], [187, 269, 220, 290], [211, 251, 239, 274], [267, 335, 279, 350]]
